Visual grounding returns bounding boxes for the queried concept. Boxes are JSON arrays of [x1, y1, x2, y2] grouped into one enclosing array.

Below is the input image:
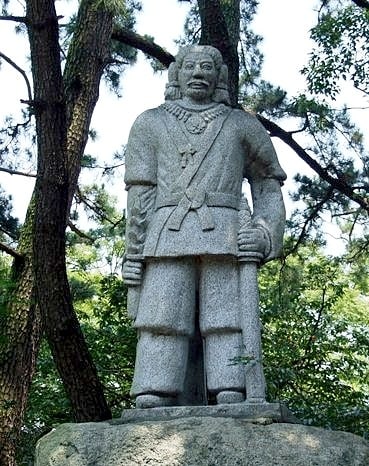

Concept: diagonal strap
[[160, 104, 232, 193]]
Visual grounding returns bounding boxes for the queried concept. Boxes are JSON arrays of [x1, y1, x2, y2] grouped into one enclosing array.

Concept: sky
[[0, 0, 364, 253]]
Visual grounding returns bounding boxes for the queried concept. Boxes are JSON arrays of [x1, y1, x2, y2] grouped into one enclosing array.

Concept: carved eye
[[184, 62, 195, 70], [201, 62, 213, 70]]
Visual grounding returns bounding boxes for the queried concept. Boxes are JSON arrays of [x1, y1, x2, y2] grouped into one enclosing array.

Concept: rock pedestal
[[35, 404, 369, 466]]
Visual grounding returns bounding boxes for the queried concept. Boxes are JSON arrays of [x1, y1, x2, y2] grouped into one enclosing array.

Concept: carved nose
[[193, 65, 204, 76]]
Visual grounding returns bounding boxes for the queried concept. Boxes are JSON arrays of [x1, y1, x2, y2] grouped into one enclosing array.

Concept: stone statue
[[123, 45, 286, 409]]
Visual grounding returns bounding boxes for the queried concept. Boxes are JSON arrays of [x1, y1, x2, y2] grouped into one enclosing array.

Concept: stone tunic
[[125, 103, 286, 262]]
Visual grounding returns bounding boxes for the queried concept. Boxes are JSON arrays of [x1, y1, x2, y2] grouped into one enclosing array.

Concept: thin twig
[[75, 187, 121, 227], [0, 51, 32, 101], [287, 188, 334, 256]]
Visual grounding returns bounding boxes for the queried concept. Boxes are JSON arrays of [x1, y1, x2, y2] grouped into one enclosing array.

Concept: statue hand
[[122, 260, 143, 285], [238, 226, 269, 256]]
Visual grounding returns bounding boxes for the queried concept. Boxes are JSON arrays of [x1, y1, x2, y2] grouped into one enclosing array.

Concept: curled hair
[[164, 45, 231, 106]]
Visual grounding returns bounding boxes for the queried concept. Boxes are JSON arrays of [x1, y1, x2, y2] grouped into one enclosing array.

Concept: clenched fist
[[238, 226, 269, 256], [122, 260, 143, 285]]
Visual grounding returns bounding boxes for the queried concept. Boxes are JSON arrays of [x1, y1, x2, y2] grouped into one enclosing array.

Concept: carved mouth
[[188, 80, 208, 89]]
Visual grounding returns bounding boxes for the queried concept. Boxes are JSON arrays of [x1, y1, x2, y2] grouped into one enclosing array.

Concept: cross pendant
[[179, 145, 196, 168]]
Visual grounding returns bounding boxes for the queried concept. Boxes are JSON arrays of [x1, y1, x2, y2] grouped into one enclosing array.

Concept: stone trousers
[[130, 256, 245, 399]]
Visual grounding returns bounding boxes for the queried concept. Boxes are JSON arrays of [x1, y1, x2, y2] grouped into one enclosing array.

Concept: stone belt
[[155, 191, 240, 231]]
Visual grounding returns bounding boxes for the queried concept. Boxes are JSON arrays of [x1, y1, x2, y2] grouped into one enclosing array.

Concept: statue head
[[165, 45, 231, 105]]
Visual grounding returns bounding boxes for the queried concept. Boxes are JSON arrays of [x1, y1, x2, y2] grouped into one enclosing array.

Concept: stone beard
[[123, 45, 286, 409]]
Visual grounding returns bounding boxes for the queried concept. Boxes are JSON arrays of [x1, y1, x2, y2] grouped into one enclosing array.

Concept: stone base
[[119, 401, 299, 424], [35, 414, 369, 466]]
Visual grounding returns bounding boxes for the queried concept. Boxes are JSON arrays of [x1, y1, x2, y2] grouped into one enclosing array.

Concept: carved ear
[[164, 61, 181, 101], [216, 64, 229, 91], [167, 61, 178, 83], [213, 64, 231, 105]]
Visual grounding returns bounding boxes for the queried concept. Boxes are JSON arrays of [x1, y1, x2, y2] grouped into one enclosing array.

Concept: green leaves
[[303, 6, 369, 98], [260, 243, 369, 435], [0, 189, 19, 240]]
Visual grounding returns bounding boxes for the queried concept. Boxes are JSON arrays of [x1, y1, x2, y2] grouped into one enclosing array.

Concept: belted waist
[[156, 192, 239, 210], [155, 191, 240, 231]]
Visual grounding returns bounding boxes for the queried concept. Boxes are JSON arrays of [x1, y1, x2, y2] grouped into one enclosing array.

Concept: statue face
[[178, 52, 218, 104]]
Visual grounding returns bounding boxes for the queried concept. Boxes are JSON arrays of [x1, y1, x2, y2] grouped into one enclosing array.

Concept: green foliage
[[237, 1, 369, 255], [17, 183, 134, 461], [0, 188, 19, 240], [23, 272, 135, 417], [5, 1, 369, 462], [70, 183, 125, 274], [238, 1, 263, 92], [177, 3, 201, 46], [21, 271, 135, 462], [259, 244, 369, 436], [19, 340, 72, 465], [82, 274, 136, 414], [303, 5, 369, 98], [242, 80, 286, 115], [0, 113, 35, 169], [106, 1, 140, 94], [0, 255, 14, 348]]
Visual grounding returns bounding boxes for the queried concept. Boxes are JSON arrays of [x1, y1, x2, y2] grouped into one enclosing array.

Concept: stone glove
[[122, 259, 143, 285]]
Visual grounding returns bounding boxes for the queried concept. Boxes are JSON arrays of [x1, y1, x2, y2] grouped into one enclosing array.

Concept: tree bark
[[0, 203, 40, 466], [198, 0, 240, 107], [64, 0, 114, 211]]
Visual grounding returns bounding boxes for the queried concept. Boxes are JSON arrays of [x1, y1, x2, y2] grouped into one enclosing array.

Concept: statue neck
[[176, 99, 218, 112]]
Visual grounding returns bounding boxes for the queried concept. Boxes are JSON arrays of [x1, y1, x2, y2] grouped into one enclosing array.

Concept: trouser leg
[[204, 332, 245, 399], [130, 258, 196, 404], [130, 331, 189, 398], [200, 256, 245, 402]]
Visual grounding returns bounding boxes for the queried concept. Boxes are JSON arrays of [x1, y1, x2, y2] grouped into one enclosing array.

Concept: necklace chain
[[162, 102, 227, 134]]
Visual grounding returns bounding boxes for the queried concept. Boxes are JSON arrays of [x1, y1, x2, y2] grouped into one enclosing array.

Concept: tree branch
[[287, 187, 335, 256], [81, 160, 125, 173], [0, 16, 27, 23], [256, 114, 369, 213], [67, 220, 95, 243], [0, 167, 36, 178], [111, 27, 174, 68], [0, 51, 32, 101], [75, 187, 119, 226], [0, 241, 23, 261]]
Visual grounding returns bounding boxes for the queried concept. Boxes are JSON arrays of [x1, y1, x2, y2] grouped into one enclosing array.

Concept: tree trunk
[[64, 0, 114, 208], [28, 0, 112, 422], [0, 202, 41, 466], [198, 0, 240, 107], [0, 1, 114, 462]]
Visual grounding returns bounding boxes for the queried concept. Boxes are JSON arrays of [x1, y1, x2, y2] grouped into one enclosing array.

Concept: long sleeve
[[242, 112, 286, 261]]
